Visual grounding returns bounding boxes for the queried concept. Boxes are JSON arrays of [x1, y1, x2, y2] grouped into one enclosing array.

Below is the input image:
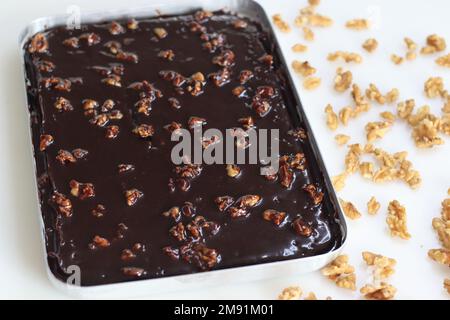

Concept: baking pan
[[19, 0, 347, 298]]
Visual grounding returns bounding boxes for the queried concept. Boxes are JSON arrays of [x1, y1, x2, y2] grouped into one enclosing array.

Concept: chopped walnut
[[380, 111, 396, 122], [292, 43, 308, 53], [360, 282, 396, 300], [272, 14, 291, 33], [411, 117, 444, 148], [292, 60, 316, 77], [367, 197, 380, 215], [428, 249, 450, 266], [344, 143, 362, 174], [39, 134, 54, 151], [226, 164, 241, 178], [421, 34, 446, 54], [308, 14, 333, 27], [56, 150, 76, 164], [303, 77, 321, 90], [302, 27, 314, 41], [292, 218, 312, 237], [233, 19, 248, 29], [325, 104, 339, 130], [436, 53, 450, 68], [133, 124, 154, 138], [54, 97, 73, 112], [345, 19, 370, 30], [387, 200, 411, 239], [90, 235, 110, 249], [51, 192, 73, 217], [92, 204, 106, 218], [278, 286, 301, 300], [359, 162, 374, 179], [362, 38, 378, 53], [153, 27, 168, 39], [303, 184, 324, 205], [321, 255, 356, 290], [29, 33, 48, 53], [69, 180, 95, 200], [263, 209, 287, 226], [424, 76, 445, 98], [445, 279, 450, 294], [334, 68, 353, 92], [362, 251, 396, 279], [339, 199, 361, 220], [328, 51, 362, 63], [332, 173, 347, 191], [391, 54, 404, 65], [397, 99, 415, 119], [335, 134, 350, 146], [105, 125, 119, 139], [125, 189, 143, 206], [365, 121, 392, 142]]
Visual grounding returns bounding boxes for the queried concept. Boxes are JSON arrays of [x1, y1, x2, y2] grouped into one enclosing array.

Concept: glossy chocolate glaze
[[24, 11, 344, 286]]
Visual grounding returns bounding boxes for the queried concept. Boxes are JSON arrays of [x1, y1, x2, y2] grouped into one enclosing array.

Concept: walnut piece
[[334, 68, 353, 92], [325, 104, 339, 130], [362, 251, 396, 279], [360, 282, 396, 300], [387, 200, 411, 240], [272, 14, 291, 33], [278, 286, 301, 300], [367, 196, 380, 215], [362, 38, 378, 53], [334, 134, 350, 146], [303, 77, 321, 90], [339, 199, 361, 220], [345, 19, 370, 30], [321, 255, 356, 290], [292, 43, 308, 53], [292, 60, 316, 77]]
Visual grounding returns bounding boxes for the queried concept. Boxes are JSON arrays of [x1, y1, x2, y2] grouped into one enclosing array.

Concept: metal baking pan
[[19, 0, 347, 298]]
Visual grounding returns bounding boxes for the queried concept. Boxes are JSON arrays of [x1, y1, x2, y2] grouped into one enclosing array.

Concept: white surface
[[0, 0, 448, 300]]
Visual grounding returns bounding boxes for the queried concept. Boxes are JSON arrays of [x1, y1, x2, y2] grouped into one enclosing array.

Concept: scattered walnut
[[411, 117, 444, 148], [424, 76, 445, 98], [339, 199, 361, 220], [436, 53, 450, 68], [303, 77, 321, 90], [362, 38, 378, 53], [360, 282, 396, 300], [272, 14, 291, 32], [367, 196, 380, 215], [292, 60, 316, 77], [421, 34, 446, 54], [334, 68, 353, 92], [334, 134, 350, 146], [302, 27, 314, 41], [444, 279, 450, 294], [263, 209, 287, 226], [345, 19, 370, 30], [39, 134, 54, 151], [359, 162, 374, 179], [125, 189, 143, 206], [332, 173, 347, 191], [215, 196, 234, 212], [328, 51, 361, 63], [292, 43, 308, 53], [365, 121, 392, 142], [325, 104, 339, 130], [391, 54, 404, 65], [428, 249, 450, 266], [321, 255, 356, 290], [278, 286, 301, 300], [387, 200, 411, 239], [362, 251, 396, 279]]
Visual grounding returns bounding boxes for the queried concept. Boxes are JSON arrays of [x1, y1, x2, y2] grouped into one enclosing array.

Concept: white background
[[0, 0, 448, 299]]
